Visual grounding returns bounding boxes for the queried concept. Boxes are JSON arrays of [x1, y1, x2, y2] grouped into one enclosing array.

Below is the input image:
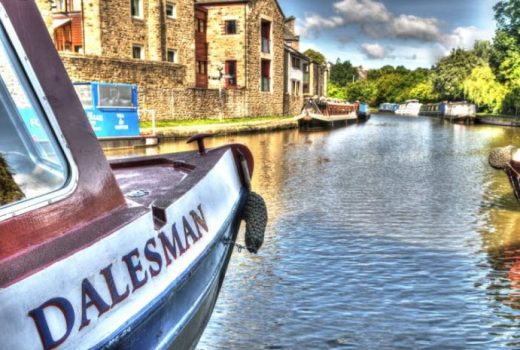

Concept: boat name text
[[27, 204, 209, 350]]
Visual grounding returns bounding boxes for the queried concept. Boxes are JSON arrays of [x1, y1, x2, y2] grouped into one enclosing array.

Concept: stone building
[[34, 0, 324, 120], [282, 15, 329, 115]]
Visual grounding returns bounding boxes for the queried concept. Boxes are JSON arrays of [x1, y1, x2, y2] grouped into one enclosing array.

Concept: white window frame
[[167, 49, 177, 63], [132, 44, 144, 59], [131, 0, 143, 18], [166, 2, 176, 19], [0, 3, 78, 221]]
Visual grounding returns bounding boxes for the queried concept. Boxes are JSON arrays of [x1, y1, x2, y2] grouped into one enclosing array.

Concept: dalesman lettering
[[27, 204, 209, 350]]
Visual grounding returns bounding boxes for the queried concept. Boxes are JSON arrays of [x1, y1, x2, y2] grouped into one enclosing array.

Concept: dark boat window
[[97, 84, 135, 108], [0, 24, 69, 210]]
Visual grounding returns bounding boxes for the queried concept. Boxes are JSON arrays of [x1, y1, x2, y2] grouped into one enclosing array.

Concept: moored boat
[[378, 102, 399, 113], [420, 102, 445, 117], [296, 98, 358, 129], [0, 2, 266, 349], [395, 99, 422, 117], [357, 102, 371, 121], [443, 101, 476, 124]]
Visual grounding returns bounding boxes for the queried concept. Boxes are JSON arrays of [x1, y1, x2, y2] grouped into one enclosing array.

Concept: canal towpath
[[141, 116, 298, 139]]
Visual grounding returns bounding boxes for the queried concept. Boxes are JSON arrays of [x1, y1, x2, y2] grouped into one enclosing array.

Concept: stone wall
[[60, 53, 247, 120], [283, 94, 303, 116], [205, 4, 247, 90], [245, 0, 285, 117]]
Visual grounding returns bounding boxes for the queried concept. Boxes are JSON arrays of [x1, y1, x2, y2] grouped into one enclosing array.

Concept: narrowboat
[[356, 102, 371, 121], [0, 1, 266, 350], [395, 99, 422, 117], [443, 102, 476, 124], [419, 102, 445, 117], [419, 101, 476, 123], [296, 98, 358, 129], [378, 102, 399, 113]]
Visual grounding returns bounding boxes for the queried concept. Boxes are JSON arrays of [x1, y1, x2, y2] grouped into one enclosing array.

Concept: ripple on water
[[109, 115, 520, 349]]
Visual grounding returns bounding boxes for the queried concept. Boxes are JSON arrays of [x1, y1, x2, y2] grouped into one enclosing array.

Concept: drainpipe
[[244, 3, 248, 116], [81, 0, 85, 53]]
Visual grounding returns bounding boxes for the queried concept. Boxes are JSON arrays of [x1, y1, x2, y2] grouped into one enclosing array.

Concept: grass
[[140, 115, 294, 129]]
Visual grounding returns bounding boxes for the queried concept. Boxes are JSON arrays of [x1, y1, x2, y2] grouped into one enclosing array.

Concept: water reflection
[[107, 115, 520, 349]]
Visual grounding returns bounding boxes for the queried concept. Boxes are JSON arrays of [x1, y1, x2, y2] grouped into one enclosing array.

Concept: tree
[[330, 59, 358, 87], [433, 48, 482, 100], [303, 49, 326, 65], [473, 40, 493, 62], [491, 30, 519, 80], [494, 0, 520, 42], [327, 82, 347, 100], [407, 80, 438, 103], [463, 64, 508, 114], [345, 80, 377, 104]]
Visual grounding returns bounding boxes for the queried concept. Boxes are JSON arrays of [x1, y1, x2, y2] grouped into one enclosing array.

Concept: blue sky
[[278, 0, 497, 69]]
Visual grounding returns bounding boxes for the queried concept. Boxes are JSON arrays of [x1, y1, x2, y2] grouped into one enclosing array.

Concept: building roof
[[195, 0, 285, 18], [284, 44, 309, 60]]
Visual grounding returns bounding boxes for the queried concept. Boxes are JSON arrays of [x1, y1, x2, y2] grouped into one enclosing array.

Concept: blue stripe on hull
[[96, 190, 247, 350]]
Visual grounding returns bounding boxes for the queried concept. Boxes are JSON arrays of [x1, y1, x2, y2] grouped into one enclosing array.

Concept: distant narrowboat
[[379, 102, 400, 113], [395, 100, 422, 117], [357, 102, 371, 121], [296, 98, 358, 129]]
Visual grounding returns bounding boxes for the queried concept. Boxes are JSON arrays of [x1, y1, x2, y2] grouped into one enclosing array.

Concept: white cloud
[[390, 15, 442, 41], [361, 43, 387, 59], [442, 26, 494, 51], [333, 0, 392, 23], [297, 0, 494, 66]]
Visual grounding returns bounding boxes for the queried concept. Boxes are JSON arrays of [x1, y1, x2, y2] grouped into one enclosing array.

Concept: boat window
[[0, 25, 69, 210]]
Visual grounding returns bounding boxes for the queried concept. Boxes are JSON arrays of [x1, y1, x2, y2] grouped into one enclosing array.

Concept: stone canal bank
[[99, 117, 298, 149]]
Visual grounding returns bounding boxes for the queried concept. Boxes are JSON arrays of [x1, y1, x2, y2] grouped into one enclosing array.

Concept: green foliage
[[407, 80, 438, 103], [303, 49, 326, 65], [494, 0, 520, 42], [327, 82, 347, 100], [330, 59, 358, 87], [345, 80, 377, 105], [0, 154, 24, 206], [473, 40, 493, 62], [463, 64, 507, 114], [433, 48, 482, 100]]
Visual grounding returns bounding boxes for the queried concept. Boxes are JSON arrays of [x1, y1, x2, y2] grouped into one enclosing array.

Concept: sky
[[278, 0, 498, 69]]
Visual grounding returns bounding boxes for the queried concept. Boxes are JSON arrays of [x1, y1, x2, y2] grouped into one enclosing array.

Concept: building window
[[197, 61, 207, 75], [261, 59, 270, 92], [291, 80, 301, 96], [132, 45, 143, 59], [197, 18, 206, 33], [261, 20, 271, 53], [166, 3, 176, 18], [225, 60, 237, 88], [225, 20, 237, 34], [292, 56, 301, 69], [131, 0, 142, 17], [167, 49, 177, 63]]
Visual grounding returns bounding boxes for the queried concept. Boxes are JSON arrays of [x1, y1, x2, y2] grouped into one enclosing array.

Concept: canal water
[[107, 114, 520, 349]]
